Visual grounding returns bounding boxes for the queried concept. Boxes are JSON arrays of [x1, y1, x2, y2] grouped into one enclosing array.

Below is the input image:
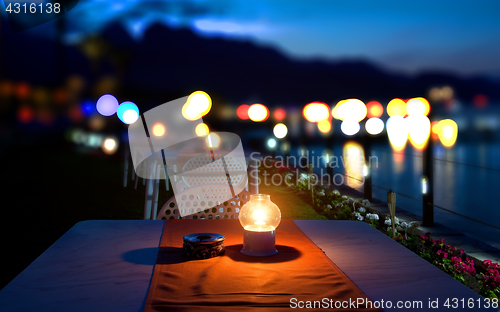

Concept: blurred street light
[[248, 103, 269, 122], [273, 123, 288, 139]]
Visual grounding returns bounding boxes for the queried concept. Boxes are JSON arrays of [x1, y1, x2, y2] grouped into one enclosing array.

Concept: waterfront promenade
[[330, 181, 500, 264]]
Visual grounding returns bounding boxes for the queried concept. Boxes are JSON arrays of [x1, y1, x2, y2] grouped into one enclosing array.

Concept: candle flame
[[253, 209, 266, 225]]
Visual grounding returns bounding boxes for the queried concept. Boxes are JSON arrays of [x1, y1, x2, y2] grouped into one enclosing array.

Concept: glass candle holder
[[239, 194, 281, 256]]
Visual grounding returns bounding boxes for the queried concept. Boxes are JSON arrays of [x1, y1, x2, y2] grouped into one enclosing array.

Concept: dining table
[[0, 220, 495, 311]]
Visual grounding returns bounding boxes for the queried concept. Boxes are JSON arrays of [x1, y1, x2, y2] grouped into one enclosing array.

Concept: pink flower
[[450, 255, 476, 276]]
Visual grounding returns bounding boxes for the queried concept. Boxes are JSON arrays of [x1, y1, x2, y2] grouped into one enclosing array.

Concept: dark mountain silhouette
[[2, 20, 499, 108]]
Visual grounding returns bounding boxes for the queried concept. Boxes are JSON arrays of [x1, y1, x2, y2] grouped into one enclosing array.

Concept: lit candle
[[239, 194, 281, 256]]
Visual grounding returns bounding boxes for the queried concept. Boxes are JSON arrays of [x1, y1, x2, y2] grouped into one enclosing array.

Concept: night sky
[[5, 0, 500, 76]]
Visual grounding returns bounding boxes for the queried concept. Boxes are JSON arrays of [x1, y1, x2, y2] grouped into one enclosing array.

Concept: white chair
[[156, 184, 251, 220], [144, 156, 258, 220], [180, 154, 248, 189]]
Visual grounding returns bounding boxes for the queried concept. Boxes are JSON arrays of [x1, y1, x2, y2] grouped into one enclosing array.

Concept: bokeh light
[[340, 120, 360, 136], [441, 86, 454, 100], [366, 101, 383, 118], [85, 133, 103, 148], [386, 115, 408, 151], [317, 119, 332, 133], [32, 87, 49, 106], [331, 100, 344, 120], [53, 88, 68, 105], [68, 105, 84, 123], [17, 105, 34, 123], [206, 133, 221, 148], [387, 98, 407, 117], [335, 99, 367, 122], [88, 115, 106, 131], [66, 75, 85, 94], [38, 108, 55, 125], [195, 123, 209, 137], [406, 97, 430, 116], [15, 82, 31, 100], [473, 94, 488, 108], [0, 80, 13, 98], [321, 148, 333, 165], [96, 94, 119, 116], [274, 108, 286, 121], [237, 104, 250, 120], [117, 101, 139, 124], [152, 122, 166, 137], [429, 86, 454, 102], [281, 141, 291, 153], [342, 141, 365, 188], [406, 115, 431, 150], [431, 120, 440, 140], [182, 91, 212, 121], [273, 123, 288, 139], [365, 117, 384, 135], [429, 87, 441, 102], [422, 177, 428, 194], [248, 103, 269, 122], [303, 102, 330, 122], [94, 76, 118, 97], [219, 105, 234, 120], [435, 119, 458, 148], [81, 100, 95, 116], [267, 138, 277, 148], [102, 138, 118, 155]]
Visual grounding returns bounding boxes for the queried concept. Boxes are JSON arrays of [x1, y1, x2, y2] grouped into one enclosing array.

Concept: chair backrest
[[157, 184, 251, 220], [181, 154, 247, 189]]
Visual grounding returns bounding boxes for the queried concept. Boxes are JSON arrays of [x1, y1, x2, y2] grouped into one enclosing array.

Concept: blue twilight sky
[[7, 0, 500, 76]]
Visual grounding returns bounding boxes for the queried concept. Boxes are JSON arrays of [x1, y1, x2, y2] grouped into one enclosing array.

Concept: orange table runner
[[144, 220, 381, 311]]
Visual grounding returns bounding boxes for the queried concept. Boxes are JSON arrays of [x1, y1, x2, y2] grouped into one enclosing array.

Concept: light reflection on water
[[342, 141, 365, 190], [289, 140, 500, 248]]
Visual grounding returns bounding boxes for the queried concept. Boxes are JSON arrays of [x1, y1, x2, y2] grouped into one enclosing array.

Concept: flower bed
[[261, 161, 500, 300]]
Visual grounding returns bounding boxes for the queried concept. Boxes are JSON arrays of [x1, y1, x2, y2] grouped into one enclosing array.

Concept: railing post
[[364, 138, 373, 201], [123, 143, 129, 188], [325, 132, 334, 186], [308, 163, 314, 204], [423, 127, 434, 226], [327, 162, 333, 185], [144, 160, 156, 220]]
